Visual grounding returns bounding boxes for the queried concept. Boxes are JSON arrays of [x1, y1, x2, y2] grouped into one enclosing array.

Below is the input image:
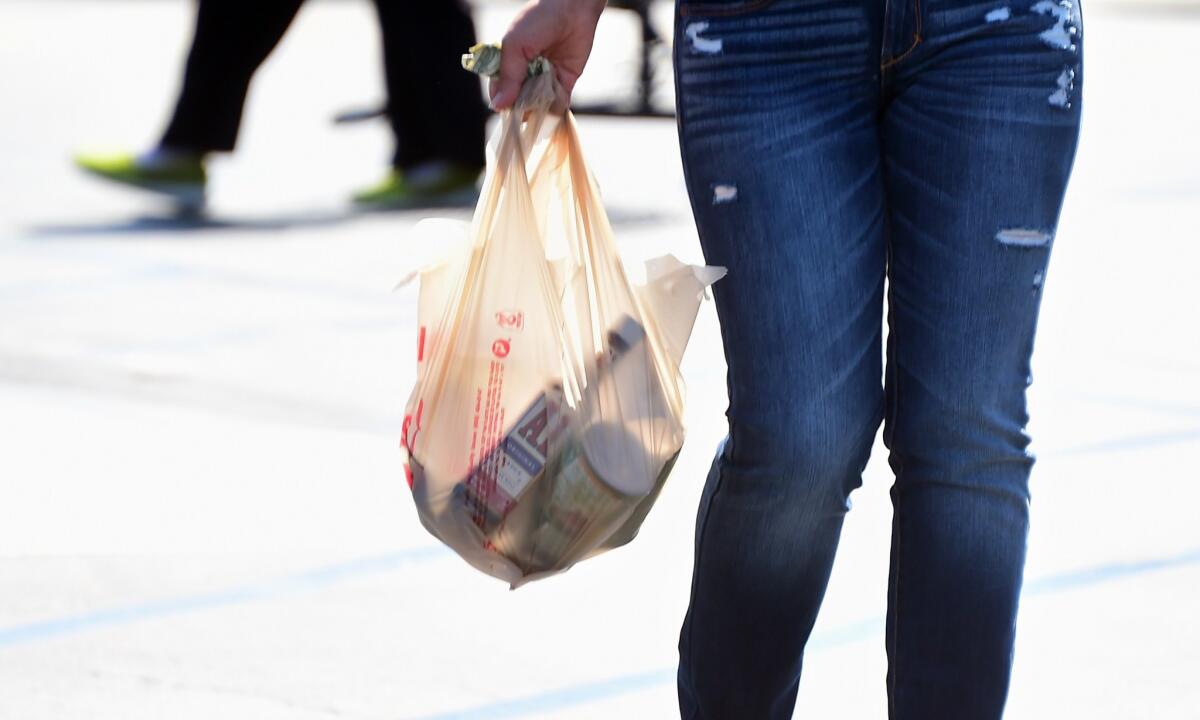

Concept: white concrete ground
[[1, 1, 1198, 718]]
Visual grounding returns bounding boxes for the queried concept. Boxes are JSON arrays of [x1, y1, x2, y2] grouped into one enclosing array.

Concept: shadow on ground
[[25, 204, 677, 239], [26, 208, 366, 238]]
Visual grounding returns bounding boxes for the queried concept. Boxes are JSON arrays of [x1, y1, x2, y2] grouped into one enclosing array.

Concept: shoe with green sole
[[75, 150, 207, 207], [352, 162, 482, 210]]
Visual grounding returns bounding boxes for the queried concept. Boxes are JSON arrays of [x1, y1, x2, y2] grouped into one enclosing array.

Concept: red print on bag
[[495, 310, 524, 330], [492, 339, 511, 358]]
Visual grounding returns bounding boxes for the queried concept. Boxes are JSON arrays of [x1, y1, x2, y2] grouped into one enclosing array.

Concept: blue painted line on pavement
[[0, 546, 449, 648], [1050, 428, 1200, 457], [404, 616, 892, 720], [410, 669, 677, 720], [1022, 548, 1200, 595], [406, 546, 1200, 719], [4, 542, 1198, 716], [1075, 393, 1200, 419]]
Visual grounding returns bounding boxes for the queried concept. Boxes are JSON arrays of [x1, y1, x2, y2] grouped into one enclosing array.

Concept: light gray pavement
[[0, 1, 1198, 718]]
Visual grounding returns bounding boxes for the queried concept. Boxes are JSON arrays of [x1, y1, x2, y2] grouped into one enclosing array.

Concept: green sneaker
[[75, 149, 207, 207], [352, 162, 482, 210]]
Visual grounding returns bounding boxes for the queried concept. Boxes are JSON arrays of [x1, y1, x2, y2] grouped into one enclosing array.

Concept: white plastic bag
[[401, 65, 724, 587]]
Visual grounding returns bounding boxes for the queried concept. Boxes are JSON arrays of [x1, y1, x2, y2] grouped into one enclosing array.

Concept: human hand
[[489, 0, 607, 110]]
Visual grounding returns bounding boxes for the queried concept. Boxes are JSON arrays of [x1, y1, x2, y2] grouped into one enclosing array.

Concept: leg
[[372, 0, 487, 170], [161, 0, 306, 153], [673, 2, 887, 717], [879, 1, 1084, 717]]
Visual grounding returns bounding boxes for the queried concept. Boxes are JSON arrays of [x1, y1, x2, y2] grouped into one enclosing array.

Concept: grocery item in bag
[[454, 384, 569, 537]]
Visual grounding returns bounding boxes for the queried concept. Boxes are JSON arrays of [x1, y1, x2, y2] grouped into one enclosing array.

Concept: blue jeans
[[672, 0, 1082, 717]]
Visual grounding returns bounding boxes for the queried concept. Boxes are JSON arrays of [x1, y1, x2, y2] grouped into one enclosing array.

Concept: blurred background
[[1, 0, 1197, 717]]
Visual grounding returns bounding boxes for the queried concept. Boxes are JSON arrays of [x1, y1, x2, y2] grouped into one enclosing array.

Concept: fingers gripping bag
[[400, 56, 725, 588]]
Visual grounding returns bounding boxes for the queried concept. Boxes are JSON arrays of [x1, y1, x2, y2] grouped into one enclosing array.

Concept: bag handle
[[462, 44, 564, 184]]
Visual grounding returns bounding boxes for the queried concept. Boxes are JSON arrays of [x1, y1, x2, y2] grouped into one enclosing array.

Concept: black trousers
[[160, 0, 488, 170]]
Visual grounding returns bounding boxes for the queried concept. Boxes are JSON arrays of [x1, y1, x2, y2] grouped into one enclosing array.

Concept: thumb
[[490, 44, 531, 110]]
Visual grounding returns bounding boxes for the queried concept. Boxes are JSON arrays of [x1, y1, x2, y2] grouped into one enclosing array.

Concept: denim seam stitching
[[888, 504, 903, 715], [880, 0, 924, 70], [673, 19, 719, 720], [683, 458, 726, 720], [884, 228, 903, 717]]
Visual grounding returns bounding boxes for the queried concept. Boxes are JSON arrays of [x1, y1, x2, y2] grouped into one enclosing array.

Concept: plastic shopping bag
[[401, 60, 724, 588]]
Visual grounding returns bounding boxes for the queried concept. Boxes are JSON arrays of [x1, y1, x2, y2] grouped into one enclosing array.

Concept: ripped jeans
[[672, 0, 1082, 718]]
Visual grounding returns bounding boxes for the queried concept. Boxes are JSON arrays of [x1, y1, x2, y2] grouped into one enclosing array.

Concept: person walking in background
[[490, 0, 1082, 717], [76, 0, 489, 210]]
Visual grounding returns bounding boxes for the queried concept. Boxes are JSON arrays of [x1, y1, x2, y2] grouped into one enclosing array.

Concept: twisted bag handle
[[407, 53, 570, 461], [466, 47, 564, 245]]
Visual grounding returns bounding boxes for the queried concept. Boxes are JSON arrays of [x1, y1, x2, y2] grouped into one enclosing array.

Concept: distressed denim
[[672, 0, 1082, 718]]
